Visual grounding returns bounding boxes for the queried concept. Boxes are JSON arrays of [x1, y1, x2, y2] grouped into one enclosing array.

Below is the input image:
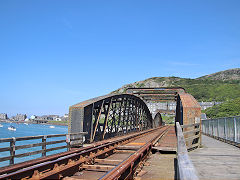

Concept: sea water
[[0, 122, 68, 167]]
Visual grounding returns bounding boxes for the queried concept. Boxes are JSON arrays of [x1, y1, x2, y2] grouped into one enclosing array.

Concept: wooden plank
[[82, 164, 115, 171], [45, 145, 68, 152], [0, 146, 11, 152], [46, 134, 66, 138], [15, 142, 43, 150], [46, 139, 66, 145], [0, 138, 13, 143], [185, 135, 200, 142], [14, 139, 66, 151], [178, 154, 199, 180], [95, 159, 122, 165], [0, 132, 86, 143], [69, 132, 87, 135], [176, 122, 199, 180], [187, 143, 200, 150], [14, 149, 43, 158], [15, 135, 44, 141], [183, 129, 200, 135], [116, 145, 140, 150], [70, 138, 83, 142], [115, 150, 136, 153], [0, 156, 12, 162], [181, 123, 200, 129]]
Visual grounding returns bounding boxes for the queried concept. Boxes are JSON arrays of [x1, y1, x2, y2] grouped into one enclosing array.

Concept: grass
[[162, 115, 175, 124]]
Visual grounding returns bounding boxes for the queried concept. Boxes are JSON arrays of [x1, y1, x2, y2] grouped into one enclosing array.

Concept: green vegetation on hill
[[113, 68, 240, 102], [204, 97, 240, 118], [172, 79, 240, 101], [112, 68, 240, 118]]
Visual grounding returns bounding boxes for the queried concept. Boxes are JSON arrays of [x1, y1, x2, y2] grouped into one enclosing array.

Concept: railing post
[[10, 137, 16, 165], [81, 134, 84, 147], [211, 121, 214, 136], [234, 117, 237, 142], [217, 119, 219, 137], [66, 134, 71, 150], [42, 135, 47, 157], [208, 120, 210, 135], [224, 118, 227, 139]]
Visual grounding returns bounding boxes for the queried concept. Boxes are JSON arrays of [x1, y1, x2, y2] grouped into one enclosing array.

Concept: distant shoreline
[[0, 119, 68, 126]]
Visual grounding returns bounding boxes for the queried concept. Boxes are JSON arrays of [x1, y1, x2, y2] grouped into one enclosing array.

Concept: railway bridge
[[0, 87, 239, 179]]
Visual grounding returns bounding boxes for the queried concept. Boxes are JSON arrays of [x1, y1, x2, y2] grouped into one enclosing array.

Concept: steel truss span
[[69, 94, 153, 143]]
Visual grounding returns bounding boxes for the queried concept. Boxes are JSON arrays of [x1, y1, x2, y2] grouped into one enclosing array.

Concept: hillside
[[205, 97, 240, 118], [197, 68, 240, 81], [112, 68, 240, 102]]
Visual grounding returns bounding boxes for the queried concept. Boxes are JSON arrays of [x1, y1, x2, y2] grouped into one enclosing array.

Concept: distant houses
[[12, 114, 27, 121], [30, 114, 68, 124], [0, 113, 8, 120], [0, 113, 69, 124], [198, 102, 222, 110], [146, 101, 222, 114]]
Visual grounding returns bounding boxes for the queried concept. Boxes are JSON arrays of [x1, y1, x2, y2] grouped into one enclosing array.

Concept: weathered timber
[[181, 123, 200, 129], [0, 132, 86, 166], [0, 147, 11, 153], [14, 149, 44, 158], [116, 145, 140, 150], [176, 122, 199, 180], [114, 149, 136, 153], [184, 135, 200, 142], [183, 128, 200, 135], [0, 156, 12, 162], [94, 159, 122, 165], [82, 164, 115, 171], [187, 143, 200, 149], [45, 145, 68, 152]]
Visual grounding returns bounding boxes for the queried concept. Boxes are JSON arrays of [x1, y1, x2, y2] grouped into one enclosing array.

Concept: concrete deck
[[189, 135, 240, 180]]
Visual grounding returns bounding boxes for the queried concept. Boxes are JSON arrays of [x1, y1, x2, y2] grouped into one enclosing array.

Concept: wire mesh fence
[[202, 116, 240, 143]]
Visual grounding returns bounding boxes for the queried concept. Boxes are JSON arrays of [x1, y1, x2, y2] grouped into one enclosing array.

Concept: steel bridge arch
[[152, 112, 163, 127], [69, 94, 153, 142]]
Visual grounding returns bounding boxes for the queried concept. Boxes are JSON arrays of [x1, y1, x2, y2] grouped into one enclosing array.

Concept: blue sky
[[0, 0, 240, 117]]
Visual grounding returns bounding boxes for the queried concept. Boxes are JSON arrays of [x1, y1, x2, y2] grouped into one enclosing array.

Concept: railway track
[[0, 126, 170, 180]]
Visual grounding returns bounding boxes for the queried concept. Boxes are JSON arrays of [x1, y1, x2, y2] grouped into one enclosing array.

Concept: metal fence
[[202, 116, 240, 144]]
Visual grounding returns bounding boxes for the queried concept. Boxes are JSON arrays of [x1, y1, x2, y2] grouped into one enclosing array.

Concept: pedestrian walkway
[[189, 135, 240, 180]]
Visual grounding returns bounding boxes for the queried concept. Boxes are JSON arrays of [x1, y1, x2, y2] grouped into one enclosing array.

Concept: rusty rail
[[0, 127, 167, 180], [100, 126, 170, 180]]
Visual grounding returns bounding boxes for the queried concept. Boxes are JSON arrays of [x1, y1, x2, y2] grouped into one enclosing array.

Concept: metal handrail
[[202, 116, 240, 146]]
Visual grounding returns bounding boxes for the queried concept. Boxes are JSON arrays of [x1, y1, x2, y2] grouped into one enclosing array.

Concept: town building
[[146, 102, 176, 114], [13, 114, 27, 121], [199, 102, 222, 110], [0, 113, 8, 119]]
